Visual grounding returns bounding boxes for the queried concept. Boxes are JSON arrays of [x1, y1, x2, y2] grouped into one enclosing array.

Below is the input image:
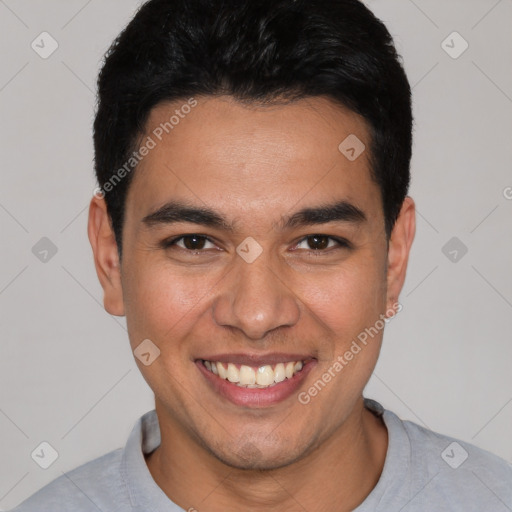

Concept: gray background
[[1, 0, 511, 508]]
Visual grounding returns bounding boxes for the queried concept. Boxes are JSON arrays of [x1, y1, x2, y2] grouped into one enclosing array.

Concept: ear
[[87, 195, 125, 316], [385, 196, 416, 313]]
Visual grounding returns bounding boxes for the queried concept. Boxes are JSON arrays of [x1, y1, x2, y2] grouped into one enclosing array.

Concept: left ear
[[87, 195, 125, 316], [385, 196, 416, 312]]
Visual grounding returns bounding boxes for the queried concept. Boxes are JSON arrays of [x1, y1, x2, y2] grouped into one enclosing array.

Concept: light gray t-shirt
[[9, 399, 512, 511]]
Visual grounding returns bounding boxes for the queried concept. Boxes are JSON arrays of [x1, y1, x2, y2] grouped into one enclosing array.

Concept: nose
[[212, 252, 301, 341]]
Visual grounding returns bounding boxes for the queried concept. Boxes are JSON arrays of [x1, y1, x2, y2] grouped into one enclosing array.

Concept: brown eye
[[162, 234, 216, 251], [294, 235, 351, 252], [306, 235, 330, 250], [181, 234, 207, 250]]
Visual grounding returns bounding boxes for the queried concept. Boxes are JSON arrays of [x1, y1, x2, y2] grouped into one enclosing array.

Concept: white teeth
[[285, 362, 295, 379], [203, 359, 306, 387], [256, 365, 274, 386], [239, 365, 256, 385], [216, 362, 227, 379], [227, 363, 240, 383], [274, 363, 286, 383]]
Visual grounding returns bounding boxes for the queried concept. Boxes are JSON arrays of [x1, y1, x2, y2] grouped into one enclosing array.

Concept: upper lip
[[197, 353, 316, 366]]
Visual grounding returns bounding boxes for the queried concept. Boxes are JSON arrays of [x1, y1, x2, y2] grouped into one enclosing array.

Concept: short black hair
[[93, 0, 413, 253]]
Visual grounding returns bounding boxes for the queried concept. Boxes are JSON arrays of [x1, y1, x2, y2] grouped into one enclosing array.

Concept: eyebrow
[[142, 199, 367, 231]]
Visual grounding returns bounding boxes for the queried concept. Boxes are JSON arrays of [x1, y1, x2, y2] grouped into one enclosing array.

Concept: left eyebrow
[[279, 200, 367, 230]]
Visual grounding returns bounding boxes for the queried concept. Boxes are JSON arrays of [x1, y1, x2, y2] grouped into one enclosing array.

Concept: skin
[[88, 95, 415, 512]]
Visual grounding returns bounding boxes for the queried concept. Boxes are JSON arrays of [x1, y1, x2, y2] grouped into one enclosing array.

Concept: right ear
[[87, 194, 125, 316]]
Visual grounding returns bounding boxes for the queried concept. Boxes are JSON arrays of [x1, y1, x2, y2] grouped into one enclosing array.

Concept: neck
[[145, 397, 388, 512]]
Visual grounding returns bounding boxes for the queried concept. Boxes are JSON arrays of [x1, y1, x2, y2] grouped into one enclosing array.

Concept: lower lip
[[196, 360, 316, 408]]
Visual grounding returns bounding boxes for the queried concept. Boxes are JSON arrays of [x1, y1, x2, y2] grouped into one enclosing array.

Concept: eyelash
[[160, 234, 351, 253]]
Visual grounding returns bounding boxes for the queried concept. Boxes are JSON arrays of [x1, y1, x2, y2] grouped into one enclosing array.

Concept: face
[[89, 95, 415, 470]]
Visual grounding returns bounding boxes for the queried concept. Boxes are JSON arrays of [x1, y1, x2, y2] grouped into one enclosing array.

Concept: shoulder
[[387, 410, 512, 509], [400, 413, 512, 474], [8, 448, 129, 512]]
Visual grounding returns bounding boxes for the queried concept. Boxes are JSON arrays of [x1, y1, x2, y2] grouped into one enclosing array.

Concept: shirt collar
[[121, 409, 182, 511]]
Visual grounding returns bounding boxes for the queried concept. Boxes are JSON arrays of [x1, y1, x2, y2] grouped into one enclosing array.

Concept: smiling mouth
[[200, 359, 309, 389]]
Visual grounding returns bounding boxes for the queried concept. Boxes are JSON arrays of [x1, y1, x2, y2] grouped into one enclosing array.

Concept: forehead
[[126, 95, 382, 228]]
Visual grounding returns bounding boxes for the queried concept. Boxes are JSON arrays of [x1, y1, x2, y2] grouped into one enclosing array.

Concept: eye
[[294, 235, 350, 251], [162, 234, 217, 251]]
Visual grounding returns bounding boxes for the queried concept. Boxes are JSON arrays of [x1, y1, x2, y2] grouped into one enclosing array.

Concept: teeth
[[227, 363, 240, 383], [216, 362, 227, 379], [274, 363, 286, 383], [203, 359, 306, 388], [239, 365, 256, 385], [256, 365, 274, 386], [285, 362, 294, 379]]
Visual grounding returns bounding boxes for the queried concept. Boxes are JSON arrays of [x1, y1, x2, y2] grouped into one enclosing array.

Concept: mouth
[[195, 354, 316, 407]]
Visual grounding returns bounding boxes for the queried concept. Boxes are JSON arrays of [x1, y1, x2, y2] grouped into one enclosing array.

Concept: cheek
[[122, 260, 219, 348], [298, 258, 386, 330], [121, 262, 216, 401]]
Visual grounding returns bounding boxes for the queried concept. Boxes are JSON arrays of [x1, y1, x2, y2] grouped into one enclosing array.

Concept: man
[[11, 0, 512, 510]]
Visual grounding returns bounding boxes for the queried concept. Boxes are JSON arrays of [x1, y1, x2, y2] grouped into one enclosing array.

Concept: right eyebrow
[[142, 200, 235, 231]]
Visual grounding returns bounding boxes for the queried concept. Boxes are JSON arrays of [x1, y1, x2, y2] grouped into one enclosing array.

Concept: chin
[[205, 435, 311, 471]]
